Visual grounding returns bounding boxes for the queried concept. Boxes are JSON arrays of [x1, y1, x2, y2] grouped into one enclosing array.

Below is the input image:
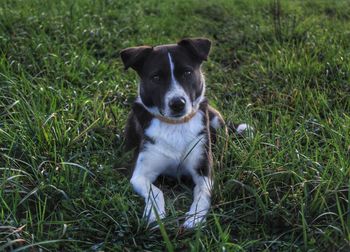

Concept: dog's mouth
[[171, 112, 186, 118], [160, 110, 188, 119]]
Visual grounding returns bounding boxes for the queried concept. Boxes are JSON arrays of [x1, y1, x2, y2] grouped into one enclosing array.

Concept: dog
[[120, 38, 250, 229]]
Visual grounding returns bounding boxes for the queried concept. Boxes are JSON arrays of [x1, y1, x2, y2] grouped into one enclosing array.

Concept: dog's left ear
[[178, 38, 211, 62]]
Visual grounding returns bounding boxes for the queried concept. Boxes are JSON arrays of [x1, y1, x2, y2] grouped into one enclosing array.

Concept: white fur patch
[[236, 123, 254, 136], [130, 110, 212, 228], [144, 110, 205, 174]]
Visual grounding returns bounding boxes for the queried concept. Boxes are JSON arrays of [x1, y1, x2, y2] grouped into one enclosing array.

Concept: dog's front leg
[[131, 175, 165, 224], [183, 175, 213, 229], [130, 152, 166, 225]]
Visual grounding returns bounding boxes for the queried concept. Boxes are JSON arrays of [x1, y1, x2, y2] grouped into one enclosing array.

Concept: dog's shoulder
[[124, 102, 154, 151]]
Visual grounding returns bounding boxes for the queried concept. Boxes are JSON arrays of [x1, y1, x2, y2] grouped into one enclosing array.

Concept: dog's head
[[120, 38, 211, 120]]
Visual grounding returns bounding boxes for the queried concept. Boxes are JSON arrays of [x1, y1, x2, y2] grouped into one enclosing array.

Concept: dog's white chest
[[144, 112, 205, 163]]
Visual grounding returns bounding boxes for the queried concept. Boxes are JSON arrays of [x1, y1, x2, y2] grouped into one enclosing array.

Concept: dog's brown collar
[[155, 110, 197, 124]]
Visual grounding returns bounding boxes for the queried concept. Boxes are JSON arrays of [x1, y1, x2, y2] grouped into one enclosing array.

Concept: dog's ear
[[120, 46, 153, 71], [178, 38, 211, 62]]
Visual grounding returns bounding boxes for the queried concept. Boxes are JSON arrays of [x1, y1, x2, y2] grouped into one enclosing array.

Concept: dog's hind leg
[[208, 105, 254, 138], [208, 105, 227, 144]]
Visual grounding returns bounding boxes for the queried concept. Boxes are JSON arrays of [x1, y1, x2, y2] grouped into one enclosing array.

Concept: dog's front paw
[[143, 205, 166, 225], [144, 211, 166, 225], [182, 213, 206, 229]]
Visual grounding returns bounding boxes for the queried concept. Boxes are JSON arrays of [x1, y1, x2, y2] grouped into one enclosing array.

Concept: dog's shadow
[[157, 175, 194, 208]]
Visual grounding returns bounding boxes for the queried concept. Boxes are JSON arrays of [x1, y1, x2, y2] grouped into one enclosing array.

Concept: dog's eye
[[151, 75, 160, 82], [183, 71, 192, 78]]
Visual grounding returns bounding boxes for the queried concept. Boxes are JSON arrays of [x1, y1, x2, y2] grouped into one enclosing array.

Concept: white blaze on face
[[164, 53, 192, 117]]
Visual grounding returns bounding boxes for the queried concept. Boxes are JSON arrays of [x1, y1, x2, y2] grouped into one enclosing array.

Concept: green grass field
[[1, 0, 350, 251]]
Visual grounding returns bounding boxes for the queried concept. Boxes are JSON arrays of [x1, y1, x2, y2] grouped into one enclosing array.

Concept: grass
[[0, 0, 350, 250]]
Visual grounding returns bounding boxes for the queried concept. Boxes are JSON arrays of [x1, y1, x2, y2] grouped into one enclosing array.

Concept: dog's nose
[[169, 97, 186, 113]]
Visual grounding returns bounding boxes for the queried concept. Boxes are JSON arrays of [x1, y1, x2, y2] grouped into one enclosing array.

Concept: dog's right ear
[[120, 46, 153, 71]]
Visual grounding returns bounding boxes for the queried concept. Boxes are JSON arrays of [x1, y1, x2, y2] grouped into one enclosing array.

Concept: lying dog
[[120, 38, 249, 229]]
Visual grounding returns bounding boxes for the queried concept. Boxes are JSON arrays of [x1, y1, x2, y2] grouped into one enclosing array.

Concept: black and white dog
[[120, 38, 248, 229]]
